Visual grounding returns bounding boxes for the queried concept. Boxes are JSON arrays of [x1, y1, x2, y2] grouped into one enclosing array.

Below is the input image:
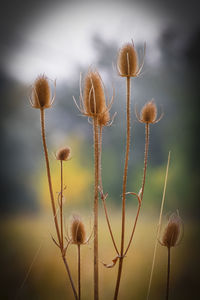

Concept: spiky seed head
[[140, 100, 157, 124], [162, 213, 182, 248], [70, 215, 86, 245], [83, 71, 106, 117], [98, 110, 110, 127], [117, 43, 138, 77], [56, 146, 71, 161], [31, 75, 52, 109]]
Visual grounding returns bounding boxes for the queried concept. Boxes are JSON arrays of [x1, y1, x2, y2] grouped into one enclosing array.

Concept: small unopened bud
[[83, 71, 106, 117], [70, 215, 86, 245], [117, 43, 138, 77], [162, 213, 182, 248], [140, 100, 157, 124], [31, 75, 53, 109], [56, 147, 71, 161]]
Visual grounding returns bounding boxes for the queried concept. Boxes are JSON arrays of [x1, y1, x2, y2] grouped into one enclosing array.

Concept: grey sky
[[0, 0, 199, 82]]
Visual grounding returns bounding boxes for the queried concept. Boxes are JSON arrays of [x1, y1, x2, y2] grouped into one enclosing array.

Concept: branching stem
[[114, 76, 131, 300], [40, 108, 78, 300]]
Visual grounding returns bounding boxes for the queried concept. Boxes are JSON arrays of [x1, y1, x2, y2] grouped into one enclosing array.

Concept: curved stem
[[93, 117, 99, 300], [123, 201, 141, 257], [141, 123, 149, 201], [60, 160, 64, 249], [99, 126, 119, 255], [78, 245, 81, 300], [166, 247, 171, 300], [114, 76, 131, 300], [40, 109, 78, 300], [40, 108, 61, 246], [101, 193, 119, 255]]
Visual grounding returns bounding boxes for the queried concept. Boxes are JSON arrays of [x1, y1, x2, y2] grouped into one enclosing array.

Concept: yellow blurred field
[[0, 210, 196, 300]]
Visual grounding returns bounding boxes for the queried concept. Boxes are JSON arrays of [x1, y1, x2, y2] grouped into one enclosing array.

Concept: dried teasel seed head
[[31, 75, 52, 109], [70, 215, 86, 245], [140, 100, 157, 124], [117, 43, 138, 77], [56, 146, 71, 161], [98, 110, 110, 127], [83, 71, 106, 117], [162, 212, 182, 248]]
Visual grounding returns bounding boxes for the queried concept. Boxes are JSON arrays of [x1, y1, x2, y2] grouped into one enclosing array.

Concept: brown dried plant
[[30, 76, 78, 300], [65, 215, 93, 300], [74, 68, 114, 300], [159, 212, 183, 300]]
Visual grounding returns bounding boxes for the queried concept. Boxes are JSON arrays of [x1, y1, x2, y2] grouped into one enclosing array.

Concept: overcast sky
[[0, 0, 199, 83]]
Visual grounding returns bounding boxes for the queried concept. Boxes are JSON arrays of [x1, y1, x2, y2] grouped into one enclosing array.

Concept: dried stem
[[62, 255, 78, 300], [101, 192, 119, 255], [114, 76, 131, 300], [93, 117, 99, 300], [147, 152, 171, 300], [78, 245, 81, 300], [166, 247, 171, 300], [40, 108, 61, 245], [141, 123, 149, 201], [40, 108, 78, 300], [123, 193, 141, 257], [60, 160, 64, 249], [99, 126, 119, 255]]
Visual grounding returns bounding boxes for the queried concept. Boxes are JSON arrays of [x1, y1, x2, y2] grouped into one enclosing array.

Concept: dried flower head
[[83, 70, 106, 117], [135, 100, 163, 124], [70, 215, 87, 245], [73, 70, 114, 123], [161, 212, 183, 248], [117, 41, 145, 77], [56, 146, 71, 161], [29, 74, 55, 109]]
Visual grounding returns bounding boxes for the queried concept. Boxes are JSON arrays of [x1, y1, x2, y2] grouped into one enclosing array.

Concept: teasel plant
[[29, 75, 78, 300], [159, 211, 183, 300], [106, 41, 146, 300], [65, 215, 93, 300], [73, 69, 114, 300]]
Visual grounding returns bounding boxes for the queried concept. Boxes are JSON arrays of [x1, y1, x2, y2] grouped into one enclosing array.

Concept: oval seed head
[[56, 146, 71, 161], [98, 110, 110, 127], [31, 75, 52, 109], [70, 215, 86, 245], [140, 100, 157, 124], [162, 213, 182, 248], [117, 43, 138, 77], [83, 71, 106, 117]]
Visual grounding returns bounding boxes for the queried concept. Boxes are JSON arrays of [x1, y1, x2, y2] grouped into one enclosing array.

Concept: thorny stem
[[166, 247, 171, 300], [141, 123, 149, 201], [99, 126, 119, 255], [60, 160, 64, 249], [40, 109, 78, 300], [78, 245, 81, 300], [93, 117, 99, 300], [114, 76, 131, 300]]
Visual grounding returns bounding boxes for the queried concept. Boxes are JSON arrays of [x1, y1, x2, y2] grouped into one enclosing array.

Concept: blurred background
[[0, 0, 199, 299]]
